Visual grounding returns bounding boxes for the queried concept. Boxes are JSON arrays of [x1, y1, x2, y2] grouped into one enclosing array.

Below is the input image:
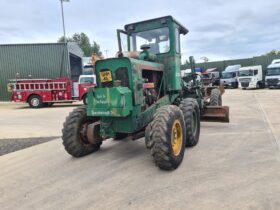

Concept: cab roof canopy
[[124, 16, 189, 35]]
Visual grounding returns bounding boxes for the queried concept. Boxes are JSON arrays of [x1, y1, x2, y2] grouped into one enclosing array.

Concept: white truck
[[238, 65, 265, 89], [265, 59, 280, 89], [220, 65, 241, 88]]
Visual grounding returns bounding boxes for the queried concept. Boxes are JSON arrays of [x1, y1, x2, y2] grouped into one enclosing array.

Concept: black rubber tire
[[62, 106, 101, 157], [179, 98, 200, 147], [210, 89, 222, 106], [83, 94, 88, 105], [147, 105, 186, 170], [28, 95, 43, 108]]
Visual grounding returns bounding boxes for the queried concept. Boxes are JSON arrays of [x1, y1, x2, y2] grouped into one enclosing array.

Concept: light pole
[[60, 0, 69, 43], [104, 49, 109, 58]]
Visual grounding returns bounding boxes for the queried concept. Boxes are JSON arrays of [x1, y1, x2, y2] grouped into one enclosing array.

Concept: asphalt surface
[[0, 89, 280, 210], [0, 137, 58, 155]]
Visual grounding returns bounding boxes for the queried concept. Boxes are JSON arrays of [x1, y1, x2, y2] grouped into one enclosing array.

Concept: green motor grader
[[62, 16, 229, 170]]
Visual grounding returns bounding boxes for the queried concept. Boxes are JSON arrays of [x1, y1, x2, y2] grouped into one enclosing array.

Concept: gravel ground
[[0, 137, 59, 155]]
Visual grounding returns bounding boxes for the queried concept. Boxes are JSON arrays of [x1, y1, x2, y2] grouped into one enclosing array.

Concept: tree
[[200, 56, 209, 62], [58, 33, 102, 57], [264, 50, 280, 56], [91, 41, 102, 56]]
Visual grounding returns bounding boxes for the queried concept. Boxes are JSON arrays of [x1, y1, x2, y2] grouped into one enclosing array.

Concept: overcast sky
[[0, 0, 279, 62]]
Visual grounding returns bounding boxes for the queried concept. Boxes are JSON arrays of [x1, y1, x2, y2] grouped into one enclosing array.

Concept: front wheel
[[62, 106, 101, 157], [147, 105, 186, 170], [209, 89, 222, 106]]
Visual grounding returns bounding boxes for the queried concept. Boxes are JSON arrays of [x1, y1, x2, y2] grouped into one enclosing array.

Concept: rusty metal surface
[[201, 106, 230, 123], [86, 122, 103, 144]]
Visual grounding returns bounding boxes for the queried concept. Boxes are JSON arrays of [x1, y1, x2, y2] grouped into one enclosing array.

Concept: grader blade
[[201, 106, 229, 123]]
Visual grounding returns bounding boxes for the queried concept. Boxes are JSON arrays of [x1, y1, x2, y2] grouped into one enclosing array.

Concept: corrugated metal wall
[[0, 43, 70, 101], [181, 55, 280, 72]]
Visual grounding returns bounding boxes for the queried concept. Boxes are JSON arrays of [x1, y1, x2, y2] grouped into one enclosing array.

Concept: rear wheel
[[210, 89, 222, 106], [179, 98, 200, 147], [28, 95, 43, 108], [147, 105, 186, 170], [62, 106, 101, 157]]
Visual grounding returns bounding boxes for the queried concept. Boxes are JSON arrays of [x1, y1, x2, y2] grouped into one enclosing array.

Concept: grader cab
[[62, 16, 229, 170]]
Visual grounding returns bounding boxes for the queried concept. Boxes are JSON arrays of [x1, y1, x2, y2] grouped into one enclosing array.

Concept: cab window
[[130, 27, 170, 54]]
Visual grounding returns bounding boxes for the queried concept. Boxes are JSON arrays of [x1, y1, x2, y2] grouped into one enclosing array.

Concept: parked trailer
[[238, 65, 265, 89], [8, 75, 96, 108]]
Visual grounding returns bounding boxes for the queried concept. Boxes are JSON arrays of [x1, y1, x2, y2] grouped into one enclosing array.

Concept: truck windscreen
[[267, 68, 280, 76], [222, 72, 234, 79], [239, 70, 254, 77], [80, 77, 94, 84]]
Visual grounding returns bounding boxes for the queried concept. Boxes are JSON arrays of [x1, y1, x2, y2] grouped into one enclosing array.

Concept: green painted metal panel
[[88, 87, 133, 117], [0, 43, 82, 101]]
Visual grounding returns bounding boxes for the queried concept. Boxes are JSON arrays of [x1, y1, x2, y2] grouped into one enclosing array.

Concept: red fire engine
[[8, 75, 96, 108]]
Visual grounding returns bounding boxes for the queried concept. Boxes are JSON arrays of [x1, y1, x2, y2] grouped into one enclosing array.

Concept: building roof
[[67, 42, 83, 58], [0, 42, 83, 58]]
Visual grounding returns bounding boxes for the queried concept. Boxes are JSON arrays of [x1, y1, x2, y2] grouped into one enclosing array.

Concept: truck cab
[[73, 74, 96, 104], [220, 65, 241, 88], [265, 59, 280, 89], [238, 65, 264, 89], [201, 68, 220, 86]]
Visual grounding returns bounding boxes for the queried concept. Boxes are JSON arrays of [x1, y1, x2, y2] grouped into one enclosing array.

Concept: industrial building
[[0, 42, 83, 101]]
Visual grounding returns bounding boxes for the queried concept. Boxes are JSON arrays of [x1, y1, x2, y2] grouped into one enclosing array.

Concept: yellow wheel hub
[[171, 119, 183, 156]]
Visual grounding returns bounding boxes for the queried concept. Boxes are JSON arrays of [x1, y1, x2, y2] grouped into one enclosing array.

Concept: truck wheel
[[28, 95, 43, 108], [147, 105, 186, 170], [210, 89, 222, 106], [83, 94, 88, 105], [179, 98, 200, 147], [62, 106, 101, 157]]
